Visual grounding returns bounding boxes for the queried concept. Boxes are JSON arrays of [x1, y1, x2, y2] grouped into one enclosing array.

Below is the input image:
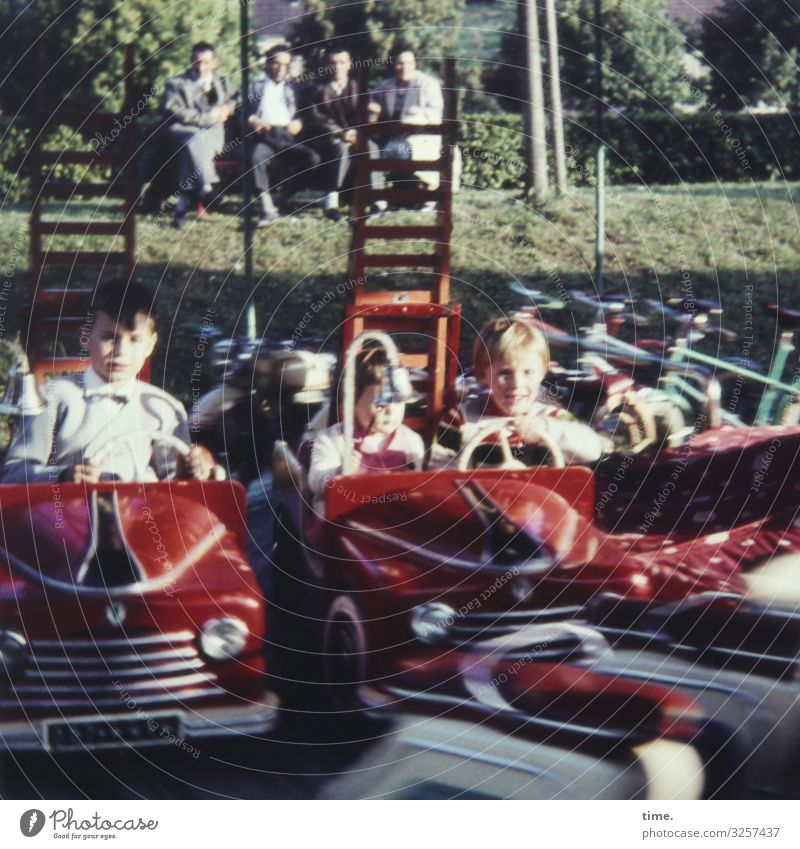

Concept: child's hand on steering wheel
[[60, 460, 102, 483], [180, 445, 218, 481]]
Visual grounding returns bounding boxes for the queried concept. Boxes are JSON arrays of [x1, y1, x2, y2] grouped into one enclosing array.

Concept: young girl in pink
[[308, 346, 424, 516]]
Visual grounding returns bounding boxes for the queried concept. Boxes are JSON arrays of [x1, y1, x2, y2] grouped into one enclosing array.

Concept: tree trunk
[[544, 0, 567, 193], [521, 0, 549, 203]]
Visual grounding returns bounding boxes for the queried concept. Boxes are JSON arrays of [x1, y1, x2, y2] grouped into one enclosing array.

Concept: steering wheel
[[596, 392, 657, 454], [455, 418, 565, 471], [92, 431, 192, 481]]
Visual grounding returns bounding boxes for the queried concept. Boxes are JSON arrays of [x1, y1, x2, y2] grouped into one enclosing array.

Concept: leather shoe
[[257, 210, 281, 227]]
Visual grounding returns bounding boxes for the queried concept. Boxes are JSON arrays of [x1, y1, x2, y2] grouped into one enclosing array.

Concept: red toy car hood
[[325, 467, 599, 570], [321, 464, 754, 604], [0, 481, 248, 594]]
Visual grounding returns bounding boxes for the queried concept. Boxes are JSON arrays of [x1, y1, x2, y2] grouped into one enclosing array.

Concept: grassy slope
[[1, 180, 799, 401]]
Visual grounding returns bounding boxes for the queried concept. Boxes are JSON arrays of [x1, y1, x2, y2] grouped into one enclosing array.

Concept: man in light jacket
[[368, 45, 444, 206]]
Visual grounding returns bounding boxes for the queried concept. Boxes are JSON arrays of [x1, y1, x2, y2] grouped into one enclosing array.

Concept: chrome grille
[[448, 606, 582, 644], [2, 630, 219, 710], [494, 633, 586, 663]]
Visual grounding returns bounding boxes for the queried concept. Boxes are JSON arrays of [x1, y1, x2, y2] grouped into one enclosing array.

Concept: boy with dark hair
[[2, 279, 217, 484]]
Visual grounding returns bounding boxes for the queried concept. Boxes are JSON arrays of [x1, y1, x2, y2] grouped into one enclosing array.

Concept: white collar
[[83, 366, 137, 400]]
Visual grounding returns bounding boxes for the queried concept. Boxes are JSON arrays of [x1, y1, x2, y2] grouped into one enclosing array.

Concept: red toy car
[[0, 472, 277, 752], [270, 328, 800, 718]]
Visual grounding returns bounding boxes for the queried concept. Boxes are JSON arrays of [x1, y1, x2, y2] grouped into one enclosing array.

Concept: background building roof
[[253, 0, 305, 40], [667, 0, 726, 22]]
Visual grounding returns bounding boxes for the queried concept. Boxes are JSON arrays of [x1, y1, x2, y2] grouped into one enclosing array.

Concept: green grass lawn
[[2, 180, 799, 402]]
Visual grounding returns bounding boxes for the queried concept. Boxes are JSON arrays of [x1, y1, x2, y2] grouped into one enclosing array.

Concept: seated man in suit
[[302, 47, 362, 222], [368, 45, 444, 213], [161, 42, 238, 229], [248, 44, 321, 225]]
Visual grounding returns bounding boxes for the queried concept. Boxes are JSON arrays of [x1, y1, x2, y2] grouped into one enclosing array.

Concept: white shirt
[[258, 78, 292, 126], [1, 367, 190, 483]]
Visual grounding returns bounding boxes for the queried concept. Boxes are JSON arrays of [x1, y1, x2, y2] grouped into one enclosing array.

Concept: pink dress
[[355, 424, 422, 474], [307, 421, 426, 519]]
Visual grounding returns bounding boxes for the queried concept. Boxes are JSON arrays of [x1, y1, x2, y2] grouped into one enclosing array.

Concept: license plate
[[44, 713, 183, 752]]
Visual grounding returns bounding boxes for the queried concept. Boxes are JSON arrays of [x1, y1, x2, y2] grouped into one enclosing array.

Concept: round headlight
[[0, 631, 28, 675], [410, 602, 456, 645], [200, 618, 249, 660]]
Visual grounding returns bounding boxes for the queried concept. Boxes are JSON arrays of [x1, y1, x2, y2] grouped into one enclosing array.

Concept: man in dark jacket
[[162, 42, 237, 228], [303, 47, 361, 221]]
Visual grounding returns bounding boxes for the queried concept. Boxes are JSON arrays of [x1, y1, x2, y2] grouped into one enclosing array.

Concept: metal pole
[[594, 0, 605, 297], [239, 0, 256, 338]]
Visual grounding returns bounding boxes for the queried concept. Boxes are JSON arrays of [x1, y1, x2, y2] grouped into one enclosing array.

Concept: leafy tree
[[1, 0, 241, 118], [485, 0, 688, 113], [1, 0, 80, 116], [291, 0, 465, 75], [558, 0, 687, 111], [701, 0, 800, 109]]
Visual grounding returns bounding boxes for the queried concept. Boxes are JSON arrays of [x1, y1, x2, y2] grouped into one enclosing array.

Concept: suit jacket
[[1, 367, 190, 484], [162, 71, 238, 129], [369, 70, 444, 125], [303, 78, 361, 141], [247, 75, 299, 123]]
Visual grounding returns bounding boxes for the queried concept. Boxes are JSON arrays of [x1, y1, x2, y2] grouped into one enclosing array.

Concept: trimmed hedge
[[0, 120, 33, 206], [459, 111, 800, 192], [4, 110, 800, 206]]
